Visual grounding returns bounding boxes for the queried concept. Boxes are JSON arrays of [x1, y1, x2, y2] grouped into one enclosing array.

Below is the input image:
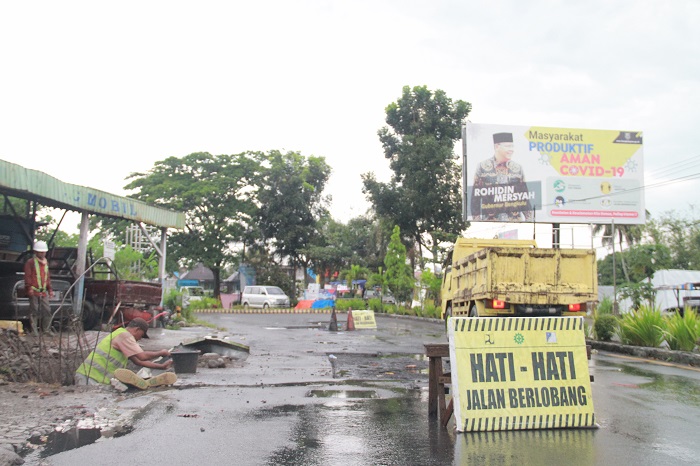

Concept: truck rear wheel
[[469, 304, 479, 317], [82, 300, 100, 330], [444, 305, 453, 340]]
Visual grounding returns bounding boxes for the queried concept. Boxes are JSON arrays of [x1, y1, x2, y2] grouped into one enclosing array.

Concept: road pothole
[[306, 389, 378, 399]]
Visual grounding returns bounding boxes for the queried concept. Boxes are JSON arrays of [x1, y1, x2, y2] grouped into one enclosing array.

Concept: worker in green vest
[[23, 240, 53, 335], [75, 318, 176, 389]]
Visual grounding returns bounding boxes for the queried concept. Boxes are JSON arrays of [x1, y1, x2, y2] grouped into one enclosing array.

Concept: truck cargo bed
[[85, 279, 162, 308], [452, 246, 597, 306]]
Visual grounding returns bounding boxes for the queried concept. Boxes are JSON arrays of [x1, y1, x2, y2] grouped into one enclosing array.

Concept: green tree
[[34, 213, 80, 248], [362, 85, 471, 271], [304, 215, 393, 285], [341, 264, 369, 296], [645, 210, 700, 269], [618, 281, 656, 310], [367, 266, 386, 291], [625, 244, 672, 282], [344, 215, 393, 273], [302, 216, 352, 287], [597, 244, 673, 286], [124, 152, 262, 296], [384, 226, 414, 305], [108, 245, 158, 281], [257, 150, 332, 296], [592, 214, 647, 282], [420, 269, 442, 302]]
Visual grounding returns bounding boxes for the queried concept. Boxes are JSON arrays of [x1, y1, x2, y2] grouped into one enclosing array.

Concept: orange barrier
[[295, 300, 314, 309]]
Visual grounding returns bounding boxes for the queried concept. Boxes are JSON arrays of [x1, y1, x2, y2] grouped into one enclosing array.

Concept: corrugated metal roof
[[0, 159, 185, 229]]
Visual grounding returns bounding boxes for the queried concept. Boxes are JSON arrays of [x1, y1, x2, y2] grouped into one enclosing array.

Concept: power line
[[645, 154, 700, 179], [538, 170, 700, 209]]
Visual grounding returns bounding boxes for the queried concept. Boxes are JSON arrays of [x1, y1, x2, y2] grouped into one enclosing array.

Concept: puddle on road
[[306, 389, 378, 399], [265, 324, 326, 330], [378, 353, 428, 361], [256, 393, 456, 465], [595, 357, 700, 407]]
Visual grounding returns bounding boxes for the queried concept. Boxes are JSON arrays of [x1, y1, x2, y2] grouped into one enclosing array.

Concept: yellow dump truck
[[441, 238, 597, 322]]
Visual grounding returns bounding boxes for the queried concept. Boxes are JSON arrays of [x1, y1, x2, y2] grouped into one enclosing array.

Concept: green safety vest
[[32, 257, 49, 293], [76, 328, 129, 384]]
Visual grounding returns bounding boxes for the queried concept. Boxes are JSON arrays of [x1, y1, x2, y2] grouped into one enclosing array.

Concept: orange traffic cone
[[329, 307, 338, 332], [346, 309, 356, 331]]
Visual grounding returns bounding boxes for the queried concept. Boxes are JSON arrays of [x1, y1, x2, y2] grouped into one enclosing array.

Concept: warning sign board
[[448, 316, 595, 432], [350, 310, 377, 329]]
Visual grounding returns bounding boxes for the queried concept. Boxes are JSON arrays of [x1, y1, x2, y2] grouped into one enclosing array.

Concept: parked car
[[180, 285, 206, 308], [0, 260, 73, 331], [363, 287, 396, 305], [241, 285, 290, 309]]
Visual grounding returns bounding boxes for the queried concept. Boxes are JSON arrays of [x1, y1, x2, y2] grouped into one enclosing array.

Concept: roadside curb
[[196, 308, 333, 314], [588, 340, 700, 366], [194, 309, 444, 318]]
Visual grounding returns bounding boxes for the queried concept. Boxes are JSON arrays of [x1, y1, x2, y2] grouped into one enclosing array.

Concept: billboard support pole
[[552, 223, 560, 249], [612, 219, 618, 314], [461, 123, 468, 221]]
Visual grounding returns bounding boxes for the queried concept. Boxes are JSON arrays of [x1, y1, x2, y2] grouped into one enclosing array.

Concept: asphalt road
[[34, 312, 700, 466]]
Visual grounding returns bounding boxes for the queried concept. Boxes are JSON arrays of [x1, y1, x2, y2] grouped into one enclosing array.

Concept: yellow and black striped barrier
[[195, 308, 334, 314], [448, 316, 596, 432]]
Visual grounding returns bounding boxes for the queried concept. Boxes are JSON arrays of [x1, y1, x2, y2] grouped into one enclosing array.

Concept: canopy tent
[[651, 269, 700, 311]]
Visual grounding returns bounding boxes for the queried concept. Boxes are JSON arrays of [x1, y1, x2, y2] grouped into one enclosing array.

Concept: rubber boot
[[113, 369, 149, 390], [41, 316, 53, 334], [148, 372, 177, 387]]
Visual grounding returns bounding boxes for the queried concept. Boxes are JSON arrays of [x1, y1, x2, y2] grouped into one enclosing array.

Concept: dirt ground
[[0, 329, 96, 385]]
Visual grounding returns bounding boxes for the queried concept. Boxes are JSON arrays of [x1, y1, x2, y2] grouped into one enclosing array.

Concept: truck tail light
[[568, 303, 582, 312], [492, 299, 506, 309]]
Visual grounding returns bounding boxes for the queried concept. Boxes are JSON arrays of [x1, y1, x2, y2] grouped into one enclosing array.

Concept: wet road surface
[[36, 313, 700, 465]]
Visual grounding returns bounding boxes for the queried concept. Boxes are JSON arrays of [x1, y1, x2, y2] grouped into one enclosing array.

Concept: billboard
[[464, 123, 645, 225]]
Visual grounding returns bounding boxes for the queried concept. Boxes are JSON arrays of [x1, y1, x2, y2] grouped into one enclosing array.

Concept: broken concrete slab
[[181, 336, 250, 358]]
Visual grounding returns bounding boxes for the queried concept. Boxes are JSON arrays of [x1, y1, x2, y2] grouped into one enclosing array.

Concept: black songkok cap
[[493, 132, 513, 144]]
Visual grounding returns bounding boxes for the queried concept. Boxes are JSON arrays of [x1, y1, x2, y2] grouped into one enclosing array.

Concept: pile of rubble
[[0, 329, 88, 385]]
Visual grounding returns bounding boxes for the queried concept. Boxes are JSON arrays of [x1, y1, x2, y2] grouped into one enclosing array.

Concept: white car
[[241, 285, 290, 309]]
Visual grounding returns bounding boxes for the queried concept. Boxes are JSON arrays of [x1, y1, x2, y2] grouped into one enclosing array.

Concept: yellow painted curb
[[194, 308, 334, 314]]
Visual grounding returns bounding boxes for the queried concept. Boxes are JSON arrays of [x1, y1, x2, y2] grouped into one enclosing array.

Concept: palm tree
[[592, 211, 649, 283], [342, 264, 369, 297]]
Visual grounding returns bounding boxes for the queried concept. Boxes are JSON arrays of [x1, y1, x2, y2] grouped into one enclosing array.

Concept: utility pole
[[612, 219, 618, 315]]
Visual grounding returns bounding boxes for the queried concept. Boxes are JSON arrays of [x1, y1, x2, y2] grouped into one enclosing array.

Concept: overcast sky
[[1, 0, 699, 245]]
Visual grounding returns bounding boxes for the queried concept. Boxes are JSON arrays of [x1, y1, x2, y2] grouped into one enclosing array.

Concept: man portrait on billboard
[[470, 132, 535, 221]]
